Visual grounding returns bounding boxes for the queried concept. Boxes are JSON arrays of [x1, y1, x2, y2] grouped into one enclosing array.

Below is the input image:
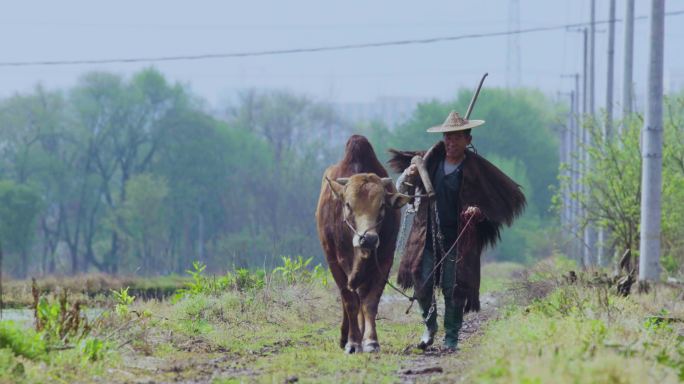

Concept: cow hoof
[[344, 342, 361, 354], [362, 340, 380, 353]]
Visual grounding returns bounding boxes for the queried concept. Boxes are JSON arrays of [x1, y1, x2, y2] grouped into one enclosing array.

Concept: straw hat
[[426, 111, 485, 133]]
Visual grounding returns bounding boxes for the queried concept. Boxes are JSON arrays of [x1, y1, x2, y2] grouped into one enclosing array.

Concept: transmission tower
[[507, 0, 521, 88]]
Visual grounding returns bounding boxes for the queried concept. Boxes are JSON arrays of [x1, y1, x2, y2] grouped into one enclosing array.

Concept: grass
[[448, 259, 684, 384], [480, 261, 526, 294], [11, 257, 680, 383]]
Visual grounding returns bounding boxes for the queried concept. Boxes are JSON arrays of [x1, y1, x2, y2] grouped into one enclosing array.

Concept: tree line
[[561, 93, 684, 274], [0, 68, 562, 277]]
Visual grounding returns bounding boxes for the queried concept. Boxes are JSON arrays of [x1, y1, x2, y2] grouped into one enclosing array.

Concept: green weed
[[0, 321, 46, 360], [79, 337, 108, 362], [111, 287, 136, 317], [174, 261, 267, 301], [0, 348, 25, 382], [232, 268, 266, 291], [273, 255, 329, 286], [34, 293, 90, 348]]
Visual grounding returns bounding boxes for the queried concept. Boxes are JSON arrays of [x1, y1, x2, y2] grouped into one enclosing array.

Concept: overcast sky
[[1, 0, 682, 109]]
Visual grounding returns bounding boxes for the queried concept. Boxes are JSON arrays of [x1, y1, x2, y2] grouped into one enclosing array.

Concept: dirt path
[[112, 290, 506, 384], [392, 292, 503, 383]]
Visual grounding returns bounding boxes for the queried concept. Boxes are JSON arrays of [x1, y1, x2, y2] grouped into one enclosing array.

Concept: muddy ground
[[395, 292, 502, 383]]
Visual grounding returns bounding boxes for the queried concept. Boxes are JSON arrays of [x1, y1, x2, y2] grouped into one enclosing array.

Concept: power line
[[2, 9, 683, 68]]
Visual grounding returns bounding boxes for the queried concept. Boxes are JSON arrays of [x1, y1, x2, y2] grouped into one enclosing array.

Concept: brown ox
[[315, 135, 410, 353]]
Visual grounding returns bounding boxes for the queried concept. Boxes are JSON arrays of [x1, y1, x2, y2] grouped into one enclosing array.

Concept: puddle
[[0, 308, 105, 327]]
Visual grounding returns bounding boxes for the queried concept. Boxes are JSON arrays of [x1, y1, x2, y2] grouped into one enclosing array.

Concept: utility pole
[[622, 0, 635, 125], [584, 0, 597, 267], [573, 73, 581, 263], [559, 90, 573, 247], [639, 0, 665, 283], [568, 25, 591, 267], [590, 0, 596, 116], [606, 0, 616, 139], [597, 0, 617, 267], [567, 90, 576, 259], [562, 72, 582, 262], [583, 28, 588, 116], [559, 92, 566, 221], [580, 27, 590, 268]]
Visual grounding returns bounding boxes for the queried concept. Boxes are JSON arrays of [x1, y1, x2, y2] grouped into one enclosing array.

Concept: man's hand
[[464, 206, 480, 216], [404, 164, 418, 179], [463, 206, 484, 222]]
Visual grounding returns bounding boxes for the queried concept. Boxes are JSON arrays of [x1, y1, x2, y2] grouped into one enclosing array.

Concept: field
[[1, 258, 683, 383]]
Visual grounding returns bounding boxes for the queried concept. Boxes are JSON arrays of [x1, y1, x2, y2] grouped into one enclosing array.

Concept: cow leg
[[327, 258, 362, 352], [358, 254, 392, 353], [357, 306, 365, 340], [358, 285, 383, 353], [340, 305, 349, 349], [341, 289, 362, 353]]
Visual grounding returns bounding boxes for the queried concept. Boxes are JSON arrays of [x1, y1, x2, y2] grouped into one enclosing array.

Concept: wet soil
[[395, 292, 502, 383]]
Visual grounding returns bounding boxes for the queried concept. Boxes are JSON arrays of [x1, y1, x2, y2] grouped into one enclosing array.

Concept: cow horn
[[336, 178, 349, 185], [381, 177, 393, 187]]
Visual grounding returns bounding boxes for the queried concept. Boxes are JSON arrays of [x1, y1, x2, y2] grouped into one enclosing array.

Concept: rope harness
[[343, 206, 384, 245]]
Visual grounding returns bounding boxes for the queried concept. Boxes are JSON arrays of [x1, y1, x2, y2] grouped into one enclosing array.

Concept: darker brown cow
[[315, 135, 410, 353]]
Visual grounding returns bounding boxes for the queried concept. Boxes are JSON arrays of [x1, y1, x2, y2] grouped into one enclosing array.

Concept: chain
[[396, 206, 412, 254], [423, 199, 443, 327], [396, 174, 470, 327]]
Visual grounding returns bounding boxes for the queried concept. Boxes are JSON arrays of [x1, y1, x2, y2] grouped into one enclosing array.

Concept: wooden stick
[[465, 73, 488, 119], [411, 156, 435, 198]]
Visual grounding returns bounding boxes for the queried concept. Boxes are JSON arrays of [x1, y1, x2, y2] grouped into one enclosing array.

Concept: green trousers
[[417, 247, 464, 348]]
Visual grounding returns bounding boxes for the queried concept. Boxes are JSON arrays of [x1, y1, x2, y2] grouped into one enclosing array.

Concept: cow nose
[[359, 232, 379, 249]]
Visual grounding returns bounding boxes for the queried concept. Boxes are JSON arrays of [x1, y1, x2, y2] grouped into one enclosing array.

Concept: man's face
[[443, 131, 472, 158]]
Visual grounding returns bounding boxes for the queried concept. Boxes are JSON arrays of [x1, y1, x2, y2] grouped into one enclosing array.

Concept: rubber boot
[[417, 247, 438, 350], [443, 297, 464, 351], [441, 249, 462, 351], [417, 295, 438, 350]]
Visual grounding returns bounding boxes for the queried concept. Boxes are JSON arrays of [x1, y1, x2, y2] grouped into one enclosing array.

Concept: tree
[[226, 90, 350, 266], [0, 180, 42, 277], [110, 173, 169, 274], [152, 110, 258, 272], [0, 86, 71, 274], [660, 94, 684, 275], [70, 68, 189, 273], [565, 94, 684, 271]]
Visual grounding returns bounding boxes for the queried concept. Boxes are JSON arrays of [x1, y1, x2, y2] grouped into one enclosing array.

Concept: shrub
[[111, 287, 136, 317], [273, 255, 329, 286], [175, 261, 266, 300], [32, 279, 91, 348], [0, 321, 46, 360], [80, 337, 108, 362]]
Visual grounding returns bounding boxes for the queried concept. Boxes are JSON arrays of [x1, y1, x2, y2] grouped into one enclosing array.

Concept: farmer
[[389, 111, 526, 351]]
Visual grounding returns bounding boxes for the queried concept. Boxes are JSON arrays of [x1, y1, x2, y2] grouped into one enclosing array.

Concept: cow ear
[[325, 177, 345, 200], [386, 192, 412, 209]]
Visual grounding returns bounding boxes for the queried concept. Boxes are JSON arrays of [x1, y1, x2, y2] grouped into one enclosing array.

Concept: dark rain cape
[[388, 141, 526, 313]]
